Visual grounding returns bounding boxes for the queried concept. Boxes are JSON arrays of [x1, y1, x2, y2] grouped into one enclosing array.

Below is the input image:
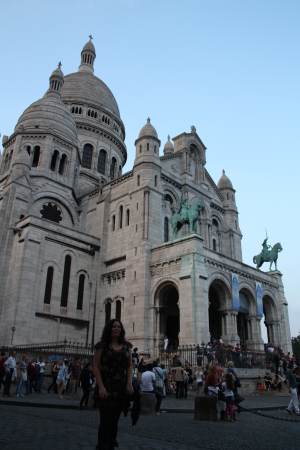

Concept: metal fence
[[158, 345, 267, 369], [0, 340, 94, 360]]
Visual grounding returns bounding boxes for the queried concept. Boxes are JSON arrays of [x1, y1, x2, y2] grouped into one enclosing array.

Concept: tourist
[[173, 362, 185, 399], [27, 359, 36, 394], [16, 355, 28, 398], [3, 351, 16, 397], [140, 361, 155, 394], [286, 365, 300, 415], [70, 358, 82, 393], [153, 360, 165, 415], [264, 371, 273, 391], [204, 365, 220, 398], [132, 347, 139, 368], [93, 319, 133, 450], [271, 373, 284, 392], [56, 359, 68, 400], [35, 356, 46, 393], [79, 362, 94, 408], [222, 372, 236, 421], [0, 352, 6, 392], [47, 360, 59, 393], [194, 366, 204, 394]]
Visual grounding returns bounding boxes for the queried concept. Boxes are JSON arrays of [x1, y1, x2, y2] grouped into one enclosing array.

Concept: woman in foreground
[[93, 319, 133, 450]]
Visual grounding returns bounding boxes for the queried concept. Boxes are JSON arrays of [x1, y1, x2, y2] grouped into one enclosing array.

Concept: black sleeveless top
[[94, 341, 131, 399]]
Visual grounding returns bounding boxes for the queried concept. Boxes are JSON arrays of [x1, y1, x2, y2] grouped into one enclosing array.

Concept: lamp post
[[11, 326, 16, 345]]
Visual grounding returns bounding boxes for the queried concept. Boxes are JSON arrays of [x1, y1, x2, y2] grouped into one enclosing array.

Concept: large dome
[[62, 71, 120, 118], [15, 95, 78, 145]]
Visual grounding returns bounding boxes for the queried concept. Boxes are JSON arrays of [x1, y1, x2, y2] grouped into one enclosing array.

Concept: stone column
[[226, 310, 240, 345], [251, 316, 264, 351]]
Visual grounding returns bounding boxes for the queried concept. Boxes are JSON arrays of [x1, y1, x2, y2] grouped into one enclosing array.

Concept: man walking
[[286, 365, 300, 415]]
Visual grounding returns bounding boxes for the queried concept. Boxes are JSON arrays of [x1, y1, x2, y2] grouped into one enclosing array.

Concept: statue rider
[[178, 197, 189, 220], [261, 237, 271, 259]]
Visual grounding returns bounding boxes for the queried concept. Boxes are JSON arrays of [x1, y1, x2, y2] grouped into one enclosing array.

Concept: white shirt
[[4, 356, 16, 370], [140, 370, 155, 392]]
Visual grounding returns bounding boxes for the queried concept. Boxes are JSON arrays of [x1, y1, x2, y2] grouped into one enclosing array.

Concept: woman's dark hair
[[225, 373, 235, 390], [100, 319, 126, 347]]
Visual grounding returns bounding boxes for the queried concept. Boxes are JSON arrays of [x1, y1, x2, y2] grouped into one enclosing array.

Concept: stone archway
[[237, 291, 250, 346], [262, 295, 277, 344], [208, 280, 229, 341], [155, 283, 180, 352]]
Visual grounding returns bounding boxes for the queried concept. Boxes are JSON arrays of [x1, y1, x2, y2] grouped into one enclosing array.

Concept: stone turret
[[217, 169, 242, 260], [79, 36, 96, 73], [163, 135, 174, 155], [134, 118, 161, 165]]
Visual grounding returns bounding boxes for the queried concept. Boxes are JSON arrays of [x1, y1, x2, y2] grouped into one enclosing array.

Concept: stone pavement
[[1, 404, 300, 450], [0, 389, 293, 412]]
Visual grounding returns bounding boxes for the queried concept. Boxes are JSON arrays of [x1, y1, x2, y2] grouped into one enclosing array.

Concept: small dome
[[15, 95, 78, 145], [138, 117, 158, 139], [163, 135, 174, 154], [50, 62, 64, 79], [82, 38, 96, 54], [217, 170, 234, 190]]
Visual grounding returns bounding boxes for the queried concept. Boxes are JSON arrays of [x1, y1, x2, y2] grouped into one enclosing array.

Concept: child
[[222, 373, 236, 421], [257, 376, 266, 394]]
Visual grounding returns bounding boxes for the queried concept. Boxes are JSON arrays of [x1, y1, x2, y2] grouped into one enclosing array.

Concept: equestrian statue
[[171, 196, 204, 238], [253, 237, 282, 271]]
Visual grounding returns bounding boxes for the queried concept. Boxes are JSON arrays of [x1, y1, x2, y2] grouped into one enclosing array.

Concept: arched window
[[26, 145, 31, 156], [97, 149, 107, 174], [213, 238, 217, 251], [50, 150, 59, 171], [164, 217, 169, 242], [119, 205, 123, 229], [82, 144, 93, 169], [139, 145, 142, 154], [76, 274, 85, 310], [32, 146, 40, 167], [112, 215, 115, 231], [58, 154, 67, 175], [105, 301, 112, 325], [137, 175, 140, 186], [126, 209, 130, 226], [154, 175, 158, 187], [60, 255, 71, 307], [147, 143, 149, 151], [44, 267, 54, 304], [110, 157, 117, 179], [116, 300, 121, 321]]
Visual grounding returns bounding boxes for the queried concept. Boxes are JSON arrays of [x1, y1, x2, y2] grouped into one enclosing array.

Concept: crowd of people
[[1, 329, 300, 449]]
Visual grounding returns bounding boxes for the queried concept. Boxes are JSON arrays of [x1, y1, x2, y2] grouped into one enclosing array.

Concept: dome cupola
[[79, 35, 96, 73], [47, 62, 64, 96], [134, 117, 161, 164], [15, 64, 77, 145], [163, 135, 174, 155], [138, 117, 158, 140], [217, 169, 234, 190]]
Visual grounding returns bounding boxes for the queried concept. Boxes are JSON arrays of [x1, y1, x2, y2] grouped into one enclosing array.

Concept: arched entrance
[[262, 295, 276, 344], [156, 283, 180, 351], [208, 281, 228, 341], [237, 291, 250, 346]]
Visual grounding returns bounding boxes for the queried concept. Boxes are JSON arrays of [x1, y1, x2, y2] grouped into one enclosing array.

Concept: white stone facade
[[0, 40, 292, 353]]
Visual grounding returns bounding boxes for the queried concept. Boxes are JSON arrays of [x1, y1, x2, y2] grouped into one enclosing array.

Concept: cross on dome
[[89, 34, 93, 41]]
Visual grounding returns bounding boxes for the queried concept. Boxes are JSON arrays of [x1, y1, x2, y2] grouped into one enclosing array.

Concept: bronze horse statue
[[171, 197, 204, 237], [253, 242, 282, 271]]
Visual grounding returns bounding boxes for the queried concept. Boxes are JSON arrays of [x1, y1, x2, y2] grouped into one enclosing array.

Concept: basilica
[[0, 39, 292, 353]]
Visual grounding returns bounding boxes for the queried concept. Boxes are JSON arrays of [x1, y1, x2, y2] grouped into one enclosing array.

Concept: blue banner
[[231, 273, 240, 311], [256, 282, 263, 318]]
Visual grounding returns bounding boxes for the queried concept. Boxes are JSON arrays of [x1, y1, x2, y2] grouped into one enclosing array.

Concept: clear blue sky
[[1, 1, 299, 337]]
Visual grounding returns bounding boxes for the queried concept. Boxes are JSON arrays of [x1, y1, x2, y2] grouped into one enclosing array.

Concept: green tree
[[292, 333, 300, 363]]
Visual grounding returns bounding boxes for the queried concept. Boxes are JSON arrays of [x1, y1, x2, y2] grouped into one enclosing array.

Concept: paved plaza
[[1, 403, 300, 450]]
